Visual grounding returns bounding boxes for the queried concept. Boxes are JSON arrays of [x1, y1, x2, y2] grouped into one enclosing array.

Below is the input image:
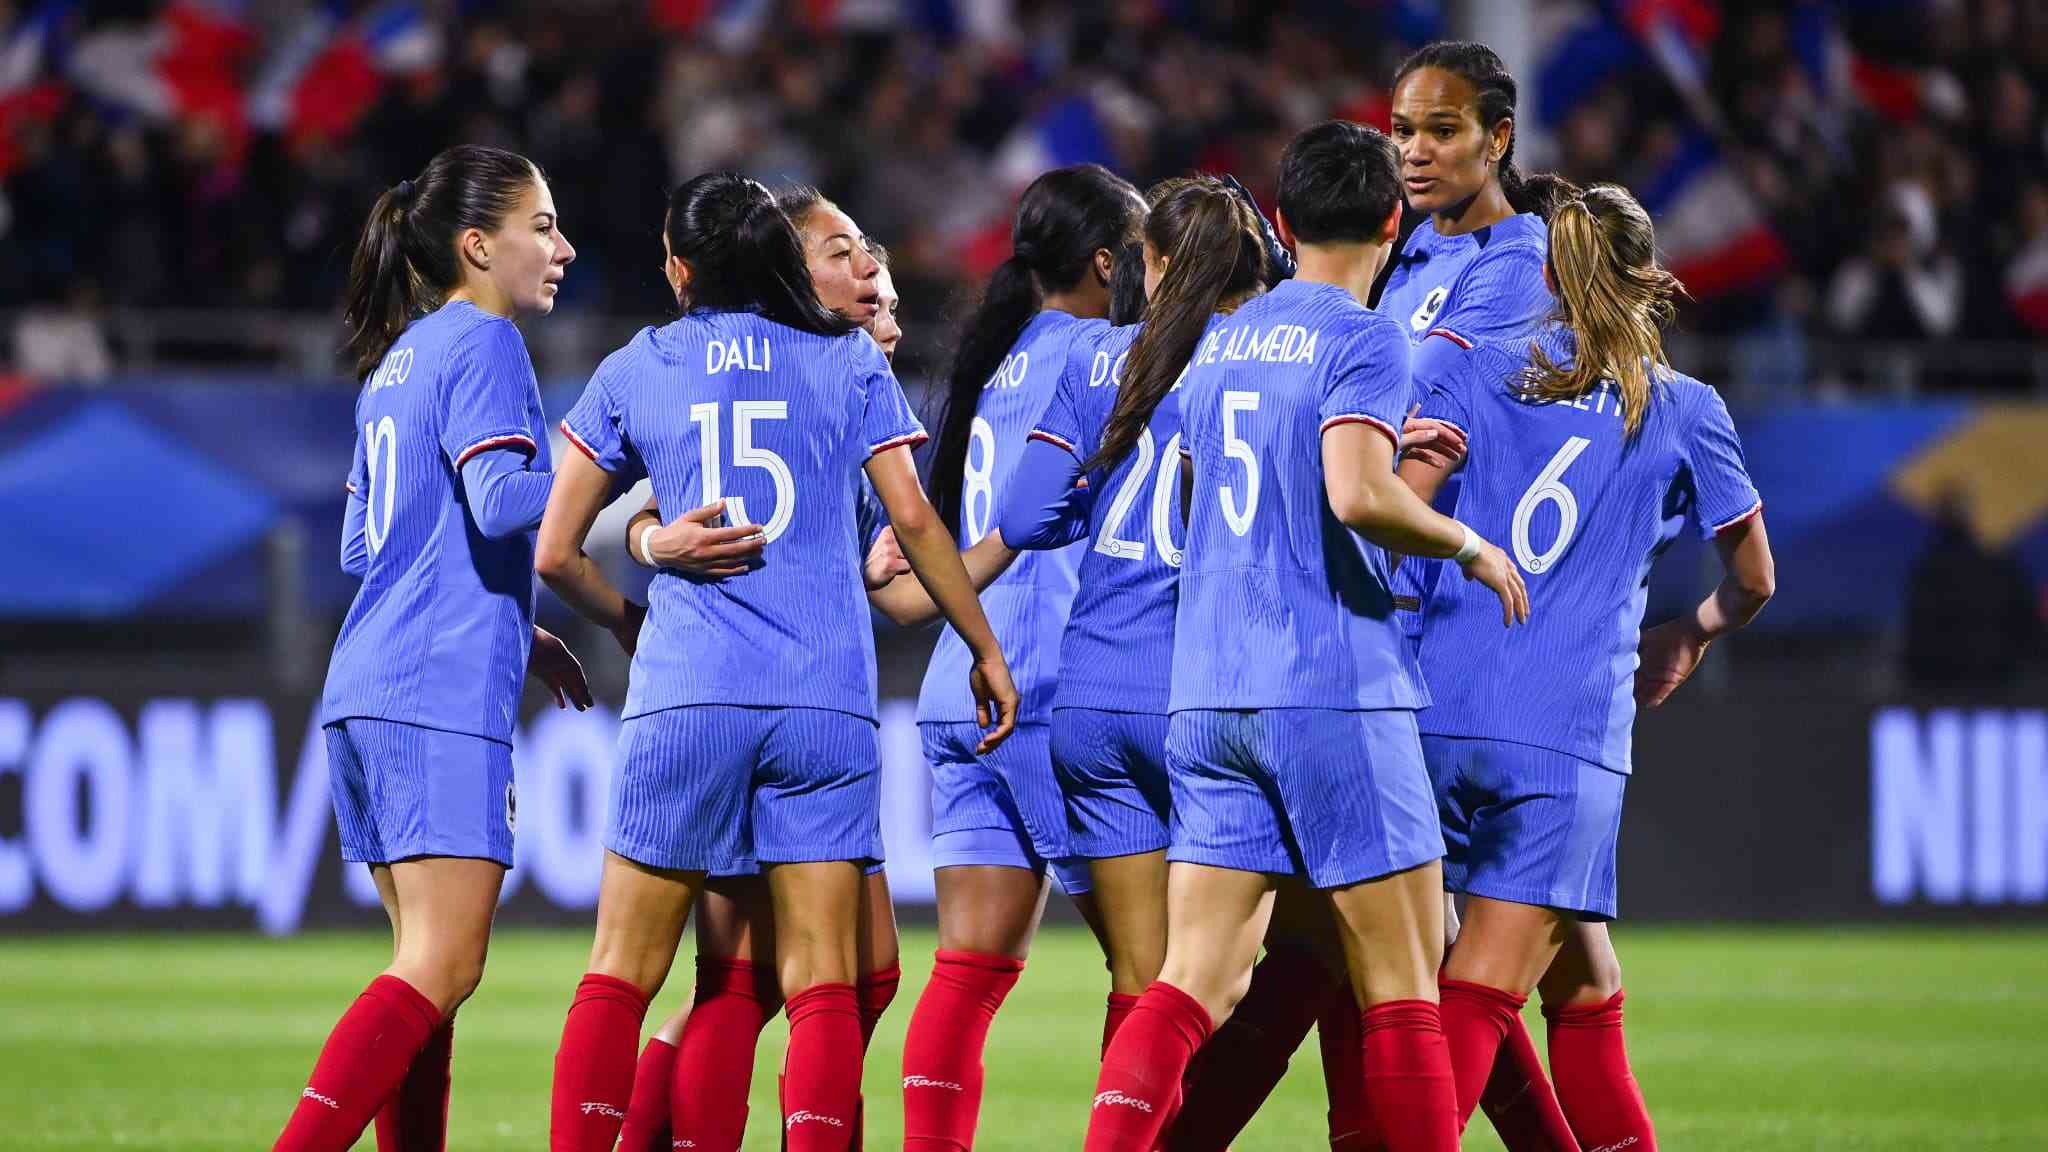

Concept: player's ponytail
[[665, 172, 856, 338], [342, 145, 542, 381], [1522, 183, 1684, 436], [1091, 177, 1267, 472], [1393, 41, 1565, 221], [1107, 240, 1149, 326], [927, 164, 1145, 535]]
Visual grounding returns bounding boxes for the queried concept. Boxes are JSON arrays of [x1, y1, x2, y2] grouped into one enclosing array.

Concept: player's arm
[[1636, 513, 1775, 708], [1322, 423, 1527, 626], [866, 528, 1019, 628], [459, 446, 551, 539], [623, 493, 765, 579], [865, 444, 1019, 750], [996, 434, 1094, 550], [341, 432, 369, 577], [536, 448, 646, 656]]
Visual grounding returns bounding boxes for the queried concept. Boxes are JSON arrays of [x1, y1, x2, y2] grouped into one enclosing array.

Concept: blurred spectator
[[13, 280, 112, 382], [1825, 182, 1962, 342]]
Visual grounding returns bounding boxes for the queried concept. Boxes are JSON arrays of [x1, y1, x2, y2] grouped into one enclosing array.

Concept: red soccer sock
[[1165, 945, 1330, 1152], [615, 1037, 677, 1152], [1438, 979, 1525, 1131], [1545, 989, 1655, 1152], [373, 1013, 455, 1152], [1360, 1000, 1458, 1152], [1317, 986, 1371, 1152], [901, 949, 1025, 1152], [672, 957, 780, 1152], [858, 962, 902, 1047], [1102, 992, 1141, 1058], [274, 974, 441, 1152], [549, 972, 650, 1152], [1084, 981, 1213, 1152], [782, 983, 865, 1152], [1481, 1012, 1580, 1152]]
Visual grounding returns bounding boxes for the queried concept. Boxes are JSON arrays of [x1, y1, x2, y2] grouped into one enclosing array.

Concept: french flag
[[65, 1, 250, 135], [0, 1, 70, 177], [248, 2, 442, 145], [1789, 0, 1954, 128], [1636, 131, 1786, 299], [1621, 0, 1725, 131], [1532, 1, 1643, 131], [2008, 239, 2048, 335]]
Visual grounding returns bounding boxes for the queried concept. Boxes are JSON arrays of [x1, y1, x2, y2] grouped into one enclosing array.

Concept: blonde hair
[[1522, 182, 1686, 436]]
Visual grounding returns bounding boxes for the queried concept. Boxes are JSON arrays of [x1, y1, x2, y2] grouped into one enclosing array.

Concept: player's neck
[[1432, 182, 1514, 237], [1293, 244, 1383, 306], [1041, 285, 1110, 321], [446, 280, 517, 321]]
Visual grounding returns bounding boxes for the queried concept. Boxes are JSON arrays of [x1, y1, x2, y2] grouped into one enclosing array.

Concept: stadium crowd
[[1, 0, 2045, 389]]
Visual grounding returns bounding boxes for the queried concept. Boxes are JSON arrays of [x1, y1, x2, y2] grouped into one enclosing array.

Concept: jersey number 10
[[690, 401, 796, 543], [362, 416, 399, 556]]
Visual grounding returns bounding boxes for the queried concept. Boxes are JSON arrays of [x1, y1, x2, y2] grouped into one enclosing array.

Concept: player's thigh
[[933, 863, 1051, 959], [1266, 876, 1346, 977], [588, 850, 703, 998], [1158, 861, 1277, 1025], [695, 872, 774, 965], [1088, 849, 1170, 993], [1324, 859, 1447, 1007], [387, 855, 507, 1011], [857, 866, 900, 976], [766, 860, 864, 993], [371, 864, 401, 955], [1442, 895, 1569, 995], [1538, 920, 1624, 1009]]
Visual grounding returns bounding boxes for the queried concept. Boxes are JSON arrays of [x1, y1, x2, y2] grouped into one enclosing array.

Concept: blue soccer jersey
[[562, 311, 926, 723], [917, 309, 1105, 723], [1170, 279, 1428, 712], [1414, 326, 1763, 773], [1378, 212, 1550, 348], [1026, 321, 1188, 715], [322, 301, 551, 743]]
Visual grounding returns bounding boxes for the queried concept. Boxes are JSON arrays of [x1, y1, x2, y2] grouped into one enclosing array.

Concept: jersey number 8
[[961, 416, 997, 545], [1094, 428, 1184, 568], [690, 401, 796, 543], [1512, 436, 1592, 574]]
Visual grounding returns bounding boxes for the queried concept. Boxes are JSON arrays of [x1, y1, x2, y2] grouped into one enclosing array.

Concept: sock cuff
[[1105, 991, 1142, 1009], [1361, 998, 1443, 1035], [858, 962, 904, 992], [785, 981, 861, 1023], [575, 971, 650, 1012], [933, 948, 1027, 975], [366, 974, 442, 1034], [1544, 987, 1625, 1026], [1439, 978, 1527, 1015], [642, 1035, 677, 1055], [1143, 980, 1216, 1043]]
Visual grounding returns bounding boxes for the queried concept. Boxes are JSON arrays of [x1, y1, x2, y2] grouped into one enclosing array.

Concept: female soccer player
[[538, 172, 1018, 1152], [1402, 182, 1774, 1152], [898, 163, 1145, 1152], [1082, 120, 1528, 1152], [275, 144, 588, 1152]]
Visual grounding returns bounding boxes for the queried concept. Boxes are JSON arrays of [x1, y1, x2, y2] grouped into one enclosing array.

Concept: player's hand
[[529, 626, 593, 710], [969, 653, 1020, 754], [1635, 618, 1710, 708], [610, 598, 648, 658], [1220, 173, 1295, 286], [863, 526, 911, 590], [649, 500, 764, 579], [1460, 541, 1530, 626], [1400, 409, 1467, 470]]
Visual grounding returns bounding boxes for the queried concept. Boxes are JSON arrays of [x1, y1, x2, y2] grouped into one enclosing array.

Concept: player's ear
[[1274, 206, 1297, 250], [1488, 115, 1513, 168], [1379, 199, 1402, 245], [1093, 246, 1115, 286], [666, 255, 691, 309], [459, 226, 490, 272]]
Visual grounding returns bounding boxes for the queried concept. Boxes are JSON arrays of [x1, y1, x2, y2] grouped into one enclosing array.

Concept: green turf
[[2, 926, 2044, 1149]]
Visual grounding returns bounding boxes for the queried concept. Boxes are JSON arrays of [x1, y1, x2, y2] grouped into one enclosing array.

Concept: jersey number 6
[[689, 401, 796, 543], [1512, 435, 1592, 574]]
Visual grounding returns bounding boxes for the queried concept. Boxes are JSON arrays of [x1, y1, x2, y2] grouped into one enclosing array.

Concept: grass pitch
[[1, 926, 2044, 1149]]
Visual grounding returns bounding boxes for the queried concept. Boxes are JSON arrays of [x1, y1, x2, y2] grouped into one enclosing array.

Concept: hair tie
[[394, 179, 416, 205], [1010, 239, 1039, 268]]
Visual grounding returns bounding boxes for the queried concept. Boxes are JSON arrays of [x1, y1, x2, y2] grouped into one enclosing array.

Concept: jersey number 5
[[1094, 428, 1185, 567], [1512, 436, 1592, 574], [690, 401, 796, 542], [1218, 391, 1261, 536]]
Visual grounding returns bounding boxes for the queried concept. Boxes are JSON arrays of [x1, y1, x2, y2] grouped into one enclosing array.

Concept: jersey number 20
[[690, 401, 796, 542], [1094, 428, 1184, 567], [1512, 436, 1591, 574]]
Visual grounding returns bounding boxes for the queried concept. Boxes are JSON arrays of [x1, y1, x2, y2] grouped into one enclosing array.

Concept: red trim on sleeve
[[1319, 413, 1402, 452], [1425, 326, 1474, 349], [559, 421, 600, 463], [1712, 499, 1764, 536], [1027, 429, 1077, 454], [344, 481, 358, 495], [869, 431, 930, 456], [454, 433, 539, 469]]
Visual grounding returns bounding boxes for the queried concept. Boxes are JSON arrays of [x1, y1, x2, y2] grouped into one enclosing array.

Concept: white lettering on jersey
[[706, 336, 772, 374], [1197, 323, 1318, 367]]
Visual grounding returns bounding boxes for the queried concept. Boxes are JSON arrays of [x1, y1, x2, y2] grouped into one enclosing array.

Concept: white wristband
[[635, 522, 661, 569], [1452, 523, 1484, 567]]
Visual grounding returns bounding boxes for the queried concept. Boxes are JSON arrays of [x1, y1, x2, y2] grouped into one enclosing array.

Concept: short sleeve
[[1029, 336, 1095, 459], [1319, 320, 1412, 452], [1685, 386, 1762, 539], [858, 341, 927, 455], [439, 319, 542, 469], [1411, 331, 1475, 437], [560, 351, 645, 482], [1436, 241, 1550, 342]]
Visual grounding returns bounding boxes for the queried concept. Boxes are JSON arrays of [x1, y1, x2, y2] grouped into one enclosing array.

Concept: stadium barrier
[[0, 668, 2041, 933]]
